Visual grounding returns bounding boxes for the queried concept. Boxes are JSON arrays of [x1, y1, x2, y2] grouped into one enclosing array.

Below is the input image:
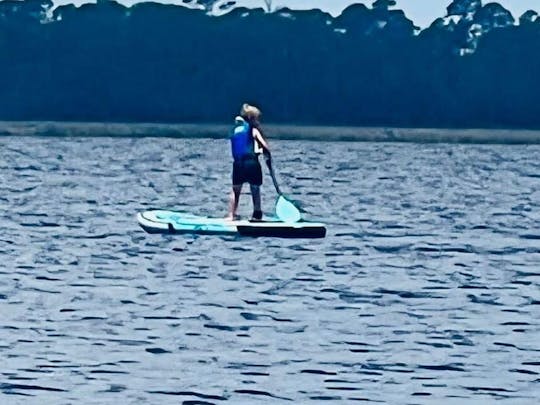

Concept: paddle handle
[[265, 155, 282, 195]]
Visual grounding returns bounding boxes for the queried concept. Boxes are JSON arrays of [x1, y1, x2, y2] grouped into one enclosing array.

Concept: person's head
[[240, 103, 262, 126]]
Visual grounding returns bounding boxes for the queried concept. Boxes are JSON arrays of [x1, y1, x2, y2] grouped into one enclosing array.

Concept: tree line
[[0, 0, 539, 128]]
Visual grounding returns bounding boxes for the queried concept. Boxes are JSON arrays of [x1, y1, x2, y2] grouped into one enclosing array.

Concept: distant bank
[[1, 121, 540, 144]]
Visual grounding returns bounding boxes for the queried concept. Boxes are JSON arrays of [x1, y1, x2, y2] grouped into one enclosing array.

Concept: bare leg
[[250, 184, 262, 220], [227, 185, 242, 220]]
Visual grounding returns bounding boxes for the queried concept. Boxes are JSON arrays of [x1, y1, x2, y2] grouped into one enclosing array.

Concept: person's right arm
[[253, 128, 270, 155]]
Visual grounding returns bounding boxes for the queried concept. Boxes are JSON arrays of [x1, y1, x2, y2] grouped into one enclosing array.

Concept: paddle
[[264, 153, 302, 223]]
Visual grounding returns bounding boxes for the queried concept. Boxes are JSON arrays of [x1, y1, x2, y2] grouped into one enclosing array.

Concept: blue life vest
[[230, 119, 255, 161]]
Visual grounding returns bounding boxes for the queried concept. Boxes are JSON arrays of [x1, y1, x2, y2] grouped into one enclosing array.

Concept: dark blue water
[[1, 136, 539, 404]]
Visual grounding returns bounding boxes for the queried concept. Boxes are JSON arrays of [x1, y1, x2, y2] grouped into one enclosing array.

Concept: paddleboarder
[[226, 103, 270, 221]]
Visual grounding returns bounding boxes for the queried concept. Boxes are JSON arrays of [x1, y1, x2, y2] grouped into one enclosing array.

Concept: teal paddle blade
[[275, 195, 301, 223]]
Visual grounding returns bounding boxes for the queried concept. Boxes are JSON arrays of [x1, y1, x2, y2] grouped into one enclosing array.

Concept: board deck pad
[[137, 210, 326, 238]]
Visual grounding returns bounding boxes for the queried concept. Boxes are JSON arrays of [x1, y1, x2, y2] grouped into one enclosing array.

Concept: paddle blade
[[275, 195, 302, 223]]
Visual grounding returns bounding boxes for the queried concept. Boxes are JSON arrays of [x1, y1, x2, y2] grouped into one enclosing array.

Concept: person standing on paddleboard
[[227, 103, 270, 221]]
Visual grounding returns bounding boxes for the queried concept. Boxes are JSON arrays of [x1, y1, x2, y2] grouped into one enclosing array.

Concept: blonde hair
[[240, 103, 262, 125]]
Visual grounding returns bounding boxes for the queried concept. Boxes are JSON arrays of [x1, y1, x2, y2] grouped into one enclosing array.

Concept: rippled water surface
[[1, 136, 539, 404]]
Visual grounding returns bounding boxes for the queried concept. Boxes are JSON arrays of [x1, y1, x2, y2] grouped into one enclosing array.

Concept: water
[[1, 135, 539, 404]]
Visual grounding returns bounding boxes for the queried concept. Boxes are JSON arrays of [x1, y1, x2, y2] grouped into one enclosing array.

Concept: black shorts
[[232, 157, 262, 186]]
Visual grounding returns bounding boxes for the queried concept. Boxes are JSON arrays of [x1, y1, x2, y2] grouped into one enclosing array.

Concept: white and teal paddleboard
[[137, 210, 326, 238]]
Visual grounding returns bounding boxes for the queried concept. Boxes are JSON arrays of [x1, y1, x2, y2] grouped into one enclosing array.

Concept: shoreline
[[1, 121, 540, 144]]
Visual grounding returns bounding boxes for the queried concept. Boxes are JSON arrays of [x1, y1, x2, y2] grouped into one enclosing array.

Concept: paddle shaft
[[265, 156, 282, 195]]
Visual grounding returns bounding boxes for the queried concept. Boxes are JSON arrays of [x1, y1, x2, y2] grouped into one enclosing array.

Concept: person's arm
[[253, 127, 270, 155]]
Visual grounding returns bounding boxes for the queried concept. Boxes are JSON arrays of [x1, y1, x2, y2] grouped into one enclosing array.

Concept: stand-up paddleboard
[[137, 210, 326, 238]]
